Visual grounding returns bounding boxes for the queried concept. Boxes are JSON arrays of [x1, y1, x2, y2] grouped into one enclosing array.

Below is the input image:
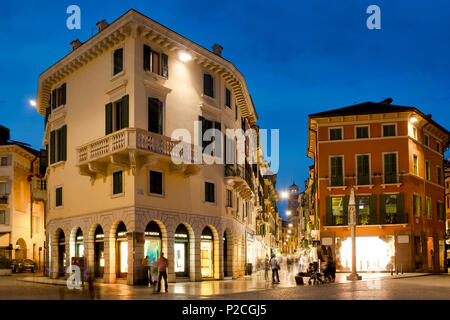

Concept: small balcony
[[31, 177, 47, 202], [76, 128, 201, 180], [224, 164, 253, 200]]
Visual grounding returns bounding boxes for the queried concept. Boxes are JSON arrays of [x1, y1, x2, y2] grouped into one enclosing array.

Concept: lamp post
[[347, 187, 361, 281]]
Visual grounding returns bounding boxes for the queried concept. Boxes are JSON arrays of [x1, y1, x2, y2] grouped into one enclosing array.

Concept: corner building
[[307, 100, 448, 273], [36, 10, 268, 284]]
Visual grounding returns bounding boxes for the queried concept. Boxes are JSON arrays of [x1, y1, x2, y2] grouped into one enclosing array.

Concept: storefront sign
[[201, 235, 212, 240], [321, 237, 332, 246], [397, 235, 409, 244], [145, 231, 160, 237]]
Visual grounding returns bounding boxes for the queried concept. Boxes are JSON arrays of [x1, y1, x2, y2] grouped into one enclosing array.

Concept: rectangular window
[[411, 127, 417, 140], [225, 88, 231, 108], [384, 153, 397, 184], [113, 48, 123, 75], [55, 187, 63, 208], [151, 51, 160, 75], [143, 45, 168, 78], [426, 197, 432, 219], [235, 104, 238, 120], [149, 171, 163, 195], [383, 194, 401, 224], [413, 155, 419, 176], [329, 128, 342, 141], [383, 124, 396, 137], [0, 182, 5, 195], [105, 95, 129, 135], [203, 74, 214, 98], [356, 155, 370, 185], [436, 142, 441, 153], [425, 161, 431, 181], [51, 83, 66, 109], [226, 189, 232, 207], [113, 171, 123, 195], [50, 125, 67, 164], [437, 202, 444, 221], [356, 196, 370, 225], [330, 156, 343, 186], [437, 167, 442, 185], [413, 194, 421, 217], [447, 196, 450, 209], [0, 157, 7, 166], [0, 210, 5, 224], [205, 182, 215, 203], [424, 135, 429, 146], [148, 98, 163, 134], [356, 126, 369, 139], [331, 197, 345, 225]]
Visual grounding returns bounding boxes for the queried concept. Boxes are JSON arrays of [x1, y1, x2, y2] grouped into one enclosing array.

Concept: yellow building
[[0, 126, 46, 270], [35, 9, 274, 284]]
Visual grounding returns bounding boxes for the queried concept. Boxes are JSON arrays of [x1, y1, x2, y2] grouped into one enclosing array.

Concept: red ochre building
[[307, 99, 449, 273]]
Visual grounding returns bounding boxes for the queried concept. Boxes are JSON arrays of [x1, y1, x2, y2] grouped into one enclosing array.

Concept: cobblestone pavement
[[1, 266, 449, 300]]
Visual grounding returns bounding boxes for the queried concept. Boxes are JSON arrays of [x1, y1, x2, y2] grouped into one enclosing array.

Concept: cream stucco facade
[[36, 9, 278, 285]]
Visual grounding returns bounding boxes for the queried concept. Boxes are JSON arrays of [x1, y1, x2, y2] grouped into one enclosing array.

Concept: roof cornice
[[36, 9, 257, 124]]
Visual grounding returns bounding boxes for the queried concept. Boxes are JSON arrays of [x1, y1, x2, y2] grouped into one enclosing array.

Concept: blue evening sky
[[1, 1, 449, 218]]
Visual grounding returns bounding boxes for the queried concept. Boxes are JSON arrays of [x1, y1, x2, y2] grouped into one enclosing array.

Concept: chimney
[[211, 43, 223, 56], [380, 98, 393, 105], [0, 125, 10, 143], [70, 39, 83, 51], [427, 114, 432, 119], [96, 19, 109, 33]]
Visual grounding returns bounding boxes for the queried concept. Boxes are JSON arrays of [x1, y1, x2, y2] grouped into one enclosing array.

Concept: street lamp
[[347, 187, 362, 281], [286, 210, 291, 216], [280, 191, 289, 199]]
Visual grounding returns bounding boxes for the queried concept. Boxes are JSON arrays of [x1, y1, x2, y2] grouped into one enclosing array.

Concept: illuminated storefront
[[94, 225, 104, 278], [174, 224, 189, 277], [144, 221, 161, 266], [58, 231, 66, 276], [336, 236, 395, 271], [116, 222, 128, 278], [75, 228, 84, 257], [201, 227, 214, 278]]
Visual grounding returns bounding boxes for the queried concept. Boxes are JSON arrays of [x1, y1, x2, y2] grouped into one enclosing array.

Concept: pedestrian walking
[[150, 257, 158, 288], [270, 255, 280, 283], [156, 252, 169, 293], [264, 255, 270, 281], [142, 255, 151, 287]]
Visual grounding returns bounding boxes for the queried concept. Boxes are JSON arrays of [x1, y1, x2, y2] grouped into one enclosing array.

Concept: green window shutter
[[143, 45, 151, 71], [105, 103, 113, 135], [51, 89, 56, 109], [161, 53, 169, 79], [380, 194, 386, 224], [343, 196, 349, 225], [121, 95, 129, 129], [214, 121, 222, 159], [4, 209, 10, 225], [50, 130, 56, 164], [157, 100, 163, 134], [198, 116, 204, 147], [369, 195, 377, 224], [325, 197, 332, 226], [61, 125, 67, 161], [61, 83, 66, 105]]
